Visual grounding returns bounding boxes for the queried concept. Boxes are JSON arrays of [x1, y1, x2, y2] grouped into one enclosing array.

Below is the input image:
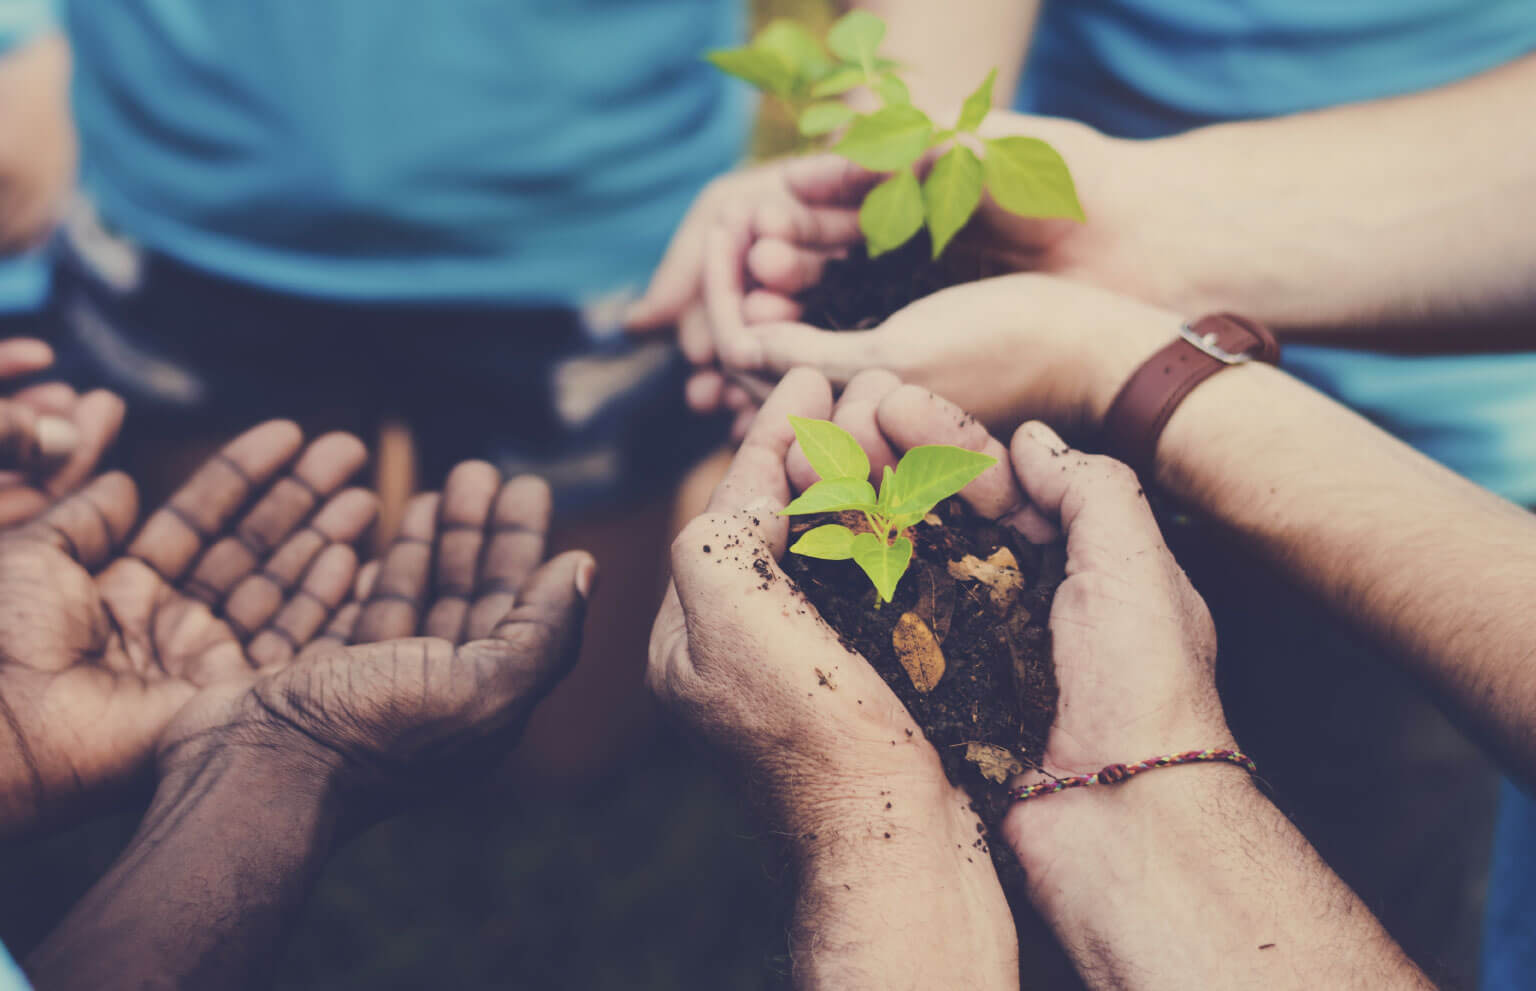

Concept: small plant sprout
[[781, 416, 995, 603], [706, 11, 1083, 259]]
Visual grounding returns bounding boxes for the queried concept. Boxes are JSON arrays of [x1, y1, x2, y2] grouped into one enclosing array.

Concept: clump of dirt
[[780, 495, 1064, 880], [794, 231, 1005, 330]]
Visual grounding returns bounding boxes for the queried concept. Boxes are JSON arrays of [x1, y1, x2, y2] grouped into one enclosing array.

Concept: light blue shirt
[[0, 940, 29, 991], [65, 0, 748, 306], [0, 0, 58, 315], [1015, 0, 1536, 503]]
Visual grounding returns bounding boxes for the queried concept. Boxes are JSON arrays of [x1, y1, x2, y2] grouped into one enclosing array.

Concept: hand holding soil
[[995, 419, 1235, 850]]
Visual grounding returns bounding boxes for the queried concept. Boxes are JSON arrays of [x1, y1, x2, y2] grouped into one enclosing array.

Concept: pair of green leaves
[[782, 416, 995, 602], [846, 68, 1084, 258]]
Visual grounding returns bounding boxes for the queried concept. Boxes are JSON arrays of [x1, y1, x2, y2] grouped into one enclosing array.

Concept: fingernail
[[574, 558, 597, 600], [36, 416, 79, 459]]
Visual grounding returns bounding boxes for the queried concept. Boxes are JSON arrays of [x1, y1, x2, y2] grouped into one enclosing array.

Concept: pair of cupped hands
[[624, 118, 1192, 442], [0, 338, 593, 837]]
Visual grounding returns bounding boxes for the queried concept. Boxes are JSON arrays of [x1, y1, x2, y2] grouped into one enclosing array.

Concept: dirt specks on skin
[[814, 667, 837, 691], [782, 495, 1064, 886]]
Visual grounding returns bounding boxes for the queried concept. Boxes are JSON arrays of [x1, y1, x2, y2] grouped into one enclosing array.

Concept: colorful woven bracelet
[[1008, 748, 1257, 803]]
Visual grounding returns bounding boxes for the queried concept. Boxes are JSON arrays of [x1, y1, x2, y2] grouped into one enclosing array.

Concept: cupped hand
[[650, 368, 989, 830], [844, 383, 1229, 778], [623, 156, 867, 417], [0, 422, 377, 834], [704, 114, 1172, 336], [723, 272, 1178, 441], [157, 462, 596, 817], [0, 337, 126, 528]]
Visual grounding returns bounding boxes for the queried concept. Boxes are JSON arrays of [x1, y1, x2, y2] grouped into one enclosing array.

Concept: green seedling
[[707, 11, 1083, 259], [781, 416, 995, 603]]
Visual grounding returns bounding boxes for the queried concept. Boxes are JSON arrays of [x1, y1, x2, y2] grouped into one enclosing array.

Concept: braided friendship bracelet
[[1008, 748, 1258, 803]]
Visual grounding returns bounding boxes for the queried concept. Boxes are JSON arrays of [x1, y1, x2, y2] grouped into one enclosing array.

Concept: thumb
[[733, 321, 880, 387], [0, 400, 77, 470], [466, 550, 596, 707]]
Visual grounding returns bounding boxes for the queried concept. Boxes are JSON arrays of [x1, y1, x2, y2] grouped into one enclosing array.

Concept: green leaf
[[790, 523, 858, 561], [789, 416, 870, 481], [827, 10, 885, 63], [859, 169, 925, 258], [956, 68, 996, 132], [852, 532, 913, 602], [704, 47, 795, 98], [833, 104, 933, 171], [874, 74, 910, 106], [782, 478, 879, 516], [876, 464, 898, 512], [798, 101, 855, 137], [889, 445, 997, 516], [754, 19, 831, 86], [810, 65, 865, 99], [922, 145, 984, 258], [981, 136, 1085, 221], [888, 508, 930, 531]]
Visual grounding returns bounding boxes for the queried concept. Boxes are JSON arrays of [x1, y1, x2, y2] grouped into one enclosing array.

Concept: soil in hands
[[794, 230, 1006, 330], [780, 495, 1064, 881]]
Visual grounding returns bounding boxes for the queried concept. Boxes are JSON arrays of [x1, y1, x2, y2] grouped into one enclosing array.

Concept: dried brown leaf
[[947, 546, 1024, 610], [965, 742, 1024, 784], [892, 611, 946, 693]]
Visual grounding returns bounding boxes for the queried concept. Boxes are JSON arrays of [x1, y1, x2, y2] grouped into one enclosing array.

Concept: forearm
[[1143, 51, 1536, 336], [1008, 765, 1430, 990], [779, 767, 1017, 989], [0, 31, 74, 252], [1080, 302, 1536, 789], [27, 744, 341, 991], [853, 0, 1036, 115]]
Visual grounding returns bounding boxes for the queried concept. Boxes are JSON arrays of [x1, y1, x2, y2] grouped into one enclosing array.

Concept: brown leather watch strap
[[1102, 313, 1281, 475]]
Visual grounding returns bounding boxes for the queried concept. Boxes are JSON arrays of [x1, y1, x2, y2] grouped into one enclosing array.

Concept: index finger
[[707, 368, 834, 521]]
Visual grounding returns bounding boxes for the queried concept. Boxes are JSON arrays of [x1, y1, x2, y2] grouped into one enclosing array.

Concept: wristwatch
[[1102, 313, 1281, 475]]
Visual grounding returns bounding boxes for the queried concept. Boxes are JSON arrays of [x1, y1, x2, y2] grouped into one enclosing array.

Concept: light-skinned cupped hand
[[0, 422, 378, 835], [649, 368, 1020, 986], [159, 461, 596, 824], [0, 337, 127, 528], [639, 114, 1193, 439], [802, 372, 1231, 832]]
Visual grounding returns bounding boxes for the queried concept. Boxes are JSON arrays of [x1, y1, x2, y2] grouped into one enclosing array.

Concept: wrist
[[1042, 283, 1185, 431], [789, 769, 1018, 987], [1006, 755, 1256, 890], [158, 688, 350, 813]]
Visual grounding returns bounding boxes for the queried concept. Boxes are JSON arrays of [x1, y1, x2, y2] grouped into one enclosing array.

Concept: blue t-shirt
[[0, 0, 58, 316], [65, 0, 747, 306], [0, 940, 28, 991], [1015, 0, 1536, 504]]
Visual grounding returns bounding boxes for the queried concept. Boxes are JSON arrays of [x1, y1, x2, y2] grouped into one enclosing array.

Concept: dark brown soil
[[795, 231, 1007, 330], [780, 496, 1063, 880]]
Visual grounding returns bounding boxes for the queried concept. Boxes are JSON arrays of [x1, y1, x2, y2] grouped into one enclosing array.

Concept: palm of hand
[[160, 465, 591, 810], [0, 424, 376, 833]]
